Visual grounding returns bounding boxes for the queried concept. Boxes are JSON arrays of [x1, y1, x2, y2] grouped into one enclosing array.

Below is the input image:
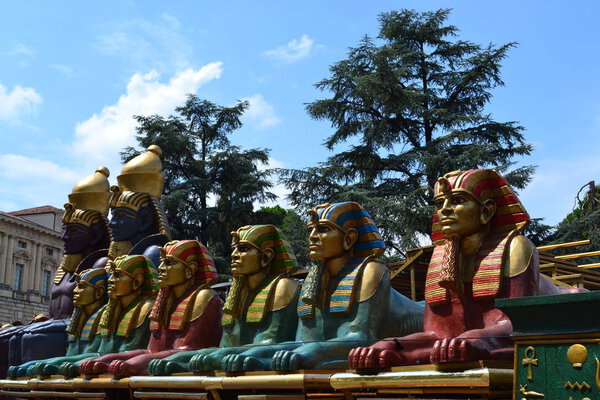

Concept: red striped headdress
[[160, 240, 218, 284], [430, 169, 530, 245]]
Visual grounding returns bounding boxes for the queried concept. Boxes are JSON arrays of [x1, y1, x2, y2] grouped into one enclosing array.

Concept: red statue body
[[349, 169, 542, 367], [80, 240, 222, 377]]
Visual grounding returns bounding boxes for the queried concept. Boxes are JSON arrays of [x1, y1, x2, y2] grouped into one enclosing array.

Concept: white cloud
[[50, 64, 76, 78], [73, 62, 224, 172], [0, 155, 79, 183], [241, 94, 281, 129], [263, 34, 314, 63], [95, 14, 193, 72], [4, 42, 35, 58], [0, 82, 42, 122]]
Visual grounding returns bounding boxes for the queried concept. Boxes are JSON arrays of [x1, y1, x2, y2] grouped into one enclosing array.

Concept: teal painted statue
[[148, 224, 300, 376], [8, 268, 109, 378], [54, 255, 158, 378], [221, 202, 424, 372]]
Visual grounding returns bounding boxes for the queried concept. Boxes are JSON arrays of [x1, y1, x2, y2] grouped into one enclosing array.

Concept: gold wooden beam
[[555, 250, 600, 260], [537, 240, 590, 251]]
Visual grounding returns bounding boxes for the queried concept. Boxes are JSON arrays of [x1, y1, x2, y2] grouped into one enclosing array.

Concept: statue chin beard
[[108, 241, 133, 260], [60, 253, 84, 274], [223, 275, 247, 320]]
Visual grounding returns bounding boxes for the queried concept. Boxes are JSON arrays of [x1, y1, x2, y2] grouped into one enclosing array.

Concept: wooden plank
[[537, 240, 590, 251]]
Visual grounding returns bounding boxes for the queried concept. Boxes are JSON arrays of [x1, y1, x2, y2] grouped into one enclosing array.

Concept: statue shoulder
[[505, 234, 536, 278], [190, 288, 221, 322], [270, 277, 300, 312], [134, 298, 155, 328], [358, 260, 388, 302]]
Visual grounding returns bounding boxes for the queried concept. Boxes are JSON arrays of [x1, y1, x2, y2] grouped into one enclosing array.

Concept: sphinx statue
[[78, 240, 222, 377], [148, 225, 300, 376], [348, 169, 543, 368], [8, 268, 109, 378], [2, 167, 111, 377], [107, 144, 171, 266], [56, 255, 157, 378], [220, 203, 424, 372]]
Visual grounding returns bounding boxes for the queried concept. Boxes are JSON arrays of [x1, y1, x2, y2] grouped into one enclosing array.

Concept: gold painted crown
[[67, 166, 111, 215], [116, 145, 164, 199]]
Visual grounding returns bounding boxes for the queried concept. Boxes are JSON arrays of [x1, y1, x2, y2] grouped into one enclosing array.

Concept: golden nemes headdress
[[63, 166, 111, 226], [160, 240, 218, 283], [231, 225, 298, 274], [117, 145, 164, 199], [67, 166, 111, 216], [426, 169, 530, 306]]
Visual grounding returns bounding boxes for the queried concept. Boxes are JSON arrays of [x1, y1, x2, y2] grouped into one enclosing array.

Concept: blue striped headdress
[[308, 202, 386, 258]]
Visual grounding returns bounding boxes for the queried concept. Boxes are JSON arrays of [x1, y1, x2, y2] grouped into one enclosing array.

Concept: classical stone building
[[0, 206, 63, 324]]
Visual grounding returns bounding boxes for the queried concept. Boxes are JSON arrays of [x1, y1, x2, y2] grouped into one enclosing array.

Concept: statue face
[[107, 268, 135, 298], [230, 243, 263, 276], [308, 222, 346, 261], [73, 280, 96, 306], [434, 192, 483, 238], [62, 223, 94, 254], [109, 207, 142, 242], [157, 258, 189, 287]]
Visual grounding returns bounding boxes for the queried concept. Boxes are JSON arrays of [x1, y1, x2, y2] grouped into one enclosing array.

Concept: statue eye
[[434, 200, 444, 209], [318, 225, 331, 233], [451, 197, 466, 205]]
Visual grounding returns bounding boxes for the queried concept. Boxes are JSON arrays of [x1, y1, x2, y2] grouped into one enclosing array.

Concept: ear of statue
[[480, 199, 497, 225], [94, 286, 105, 300], [132, 274, 144, 291], [185, 262, 198, 280], [138, 206, 154, 232], [261, 248, 274, 269], [343, 228, 359, 251]]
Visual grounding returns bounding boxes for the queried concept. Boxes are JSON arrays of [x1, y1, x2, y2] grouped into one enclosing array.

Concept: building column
[[5, 237, 15, 288], [3, 235, 12, 285], [0, 232, 5, 286], [34, 244, 43, 292]]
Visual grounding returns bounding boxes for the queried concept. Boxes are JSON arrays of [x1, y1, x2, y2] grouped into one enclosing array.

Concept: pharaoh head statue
[[431, 169, 530, 245], [307, 201, 385, 261], [230, 225, 298, 276], [67, 267, 109, 338], [150, 240, 218, 329], [108, 145, 170, 259], [223, 225, 298, 322], [61, 167, 111, 273], [100, 254, 158, 335]]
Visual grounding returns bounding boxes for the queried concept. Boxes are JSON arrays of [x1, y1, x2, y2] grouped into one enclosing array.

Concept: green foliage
[[121, 94, 276, 273], [280, 8, 533, 251], [547, 183, 600, 264]]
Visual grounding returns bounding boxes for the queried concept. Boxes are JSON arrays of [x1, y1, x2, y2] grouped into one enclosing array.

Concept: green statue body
[[9, 268, 109, 378], [148, 224, 300, 376], [54, 255, 158, 378], [221, 202, 424, 372]]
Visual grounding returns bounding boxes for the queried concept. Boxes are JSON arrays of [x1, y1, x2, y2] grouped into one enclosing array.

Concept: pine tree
[[280, 8, 533, 251]]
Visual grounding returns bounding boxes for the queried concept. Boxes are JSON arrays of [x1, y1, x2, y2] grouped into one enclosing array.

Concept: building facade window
[[14, 263, 24, 292], [41, 270, 51, 297], [45, 248, 54, 257], [17, 240, 27, 249]]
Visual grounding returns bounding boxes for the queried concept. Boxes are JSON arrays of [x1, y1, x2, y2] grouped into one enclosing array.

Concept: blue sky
[[0, 1, 599, 228]]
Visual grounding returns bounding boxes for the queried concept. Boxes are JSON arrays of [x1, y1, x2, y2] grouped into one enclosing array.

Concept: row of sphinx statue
[[2, 145, 578, 380]]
